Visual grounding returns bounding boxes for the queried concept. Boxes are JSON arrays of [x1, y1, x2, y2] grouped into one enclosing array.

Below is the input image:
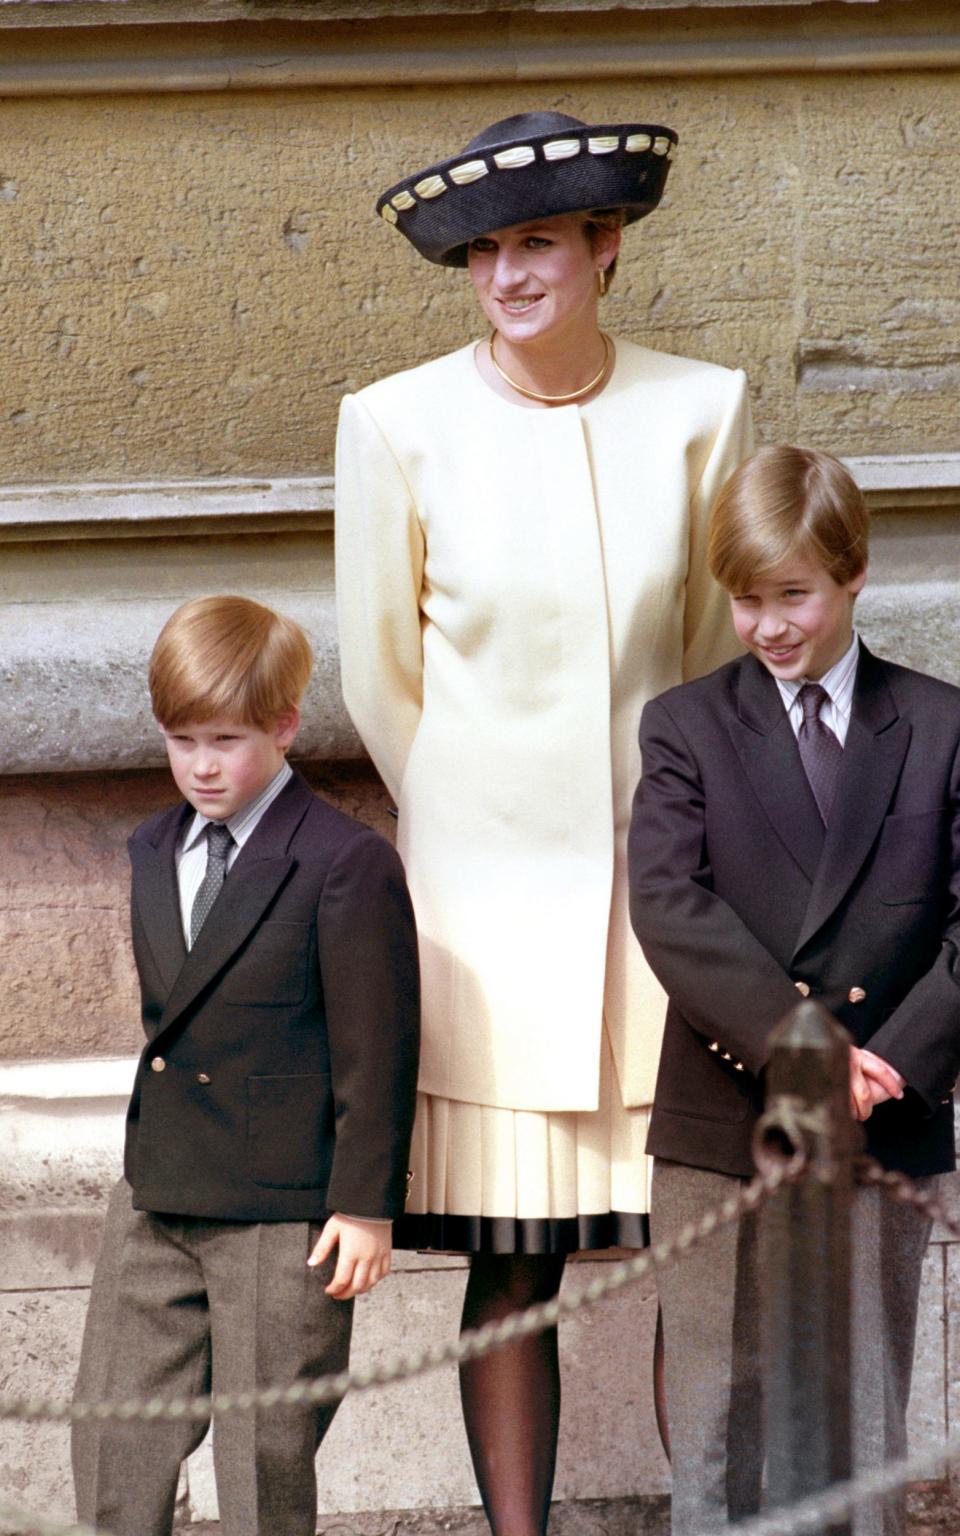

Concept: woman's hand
[[308, 1215, 393, 1299]]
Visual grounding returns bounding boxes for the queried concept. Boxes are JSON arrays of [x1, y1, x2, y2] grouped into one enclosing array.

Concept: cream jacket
[[335, 339, 753, 1112]]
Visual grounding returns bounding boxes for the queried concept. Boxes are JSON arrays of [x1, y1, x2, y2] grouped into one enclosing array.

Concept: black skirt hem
[[394, 1209, 650, 1255]]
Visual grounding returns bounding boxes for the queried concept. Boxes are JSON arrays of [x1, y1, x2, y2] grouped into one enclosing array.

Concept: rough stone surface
[[0, 761, 392, 1059], [1, 70, 958, 483], [0, 1287, 86, 1529], [1, 501, 958, 775], [0, 531, 361, 774]]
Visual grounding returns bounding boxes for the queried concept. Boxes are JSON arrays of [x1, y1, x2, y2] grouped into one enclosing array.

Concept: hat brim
[[377, 123, 677, 267]]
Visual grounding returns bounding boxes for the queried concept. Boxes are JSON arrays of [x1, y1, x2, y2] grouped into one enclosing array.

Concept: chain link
[[0, 1160, 801, 1430], [855, 1155, 960, 1239], [3, 1147, 956, 1536], [699, 1428, 960, 1536]]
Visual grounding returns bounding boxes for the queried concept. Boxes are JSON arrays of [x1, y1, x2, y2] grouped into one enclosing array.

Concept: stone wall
[[3, 63, 960, 481]]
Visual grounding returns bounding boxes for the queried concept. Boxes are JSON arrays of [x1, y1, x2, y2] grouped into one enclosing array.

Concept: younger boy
[[73, 595, 420, 1536], [628, 446, 960, 1535]]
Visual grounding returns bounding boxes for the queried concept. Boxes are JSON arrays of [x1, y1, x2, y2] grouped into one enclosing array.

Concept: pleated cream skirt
[[395, 1027, 652, 1254]]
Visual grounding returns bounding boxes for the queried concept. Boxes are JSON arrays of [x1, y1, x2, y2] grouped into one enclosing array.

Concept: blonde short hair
[[149, 595, 312, 730], [709, 445, 869, 594]]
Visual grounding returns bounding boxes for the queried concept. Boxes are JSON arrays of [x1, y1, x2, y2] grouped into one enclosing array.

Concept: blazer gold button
[[150, 1057, 166, 1072], [197, 1072, 211, 1085], [848, 987, 867, 1004], [794, 981, 811, 998]]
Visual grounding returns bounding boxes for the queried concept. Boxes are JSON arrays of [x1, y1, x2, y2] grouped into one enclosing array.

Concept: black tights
[[459, 1254, 566, 1536], [459, 1254, 671, 1536]]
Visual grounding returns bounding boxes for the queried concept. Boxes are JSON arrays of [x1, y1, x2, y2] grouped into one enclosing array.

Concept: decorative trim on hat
[[543, 138, 580, 161], [493, 146, 537, 170], [414, 174, 447, 199], [376, 116, 678, 266], [449, 159, 489, 185]]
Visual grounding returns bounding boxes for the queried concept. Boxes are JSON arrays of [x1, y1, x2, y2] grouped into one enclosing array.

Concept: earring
[[597, 267, 607, 297]]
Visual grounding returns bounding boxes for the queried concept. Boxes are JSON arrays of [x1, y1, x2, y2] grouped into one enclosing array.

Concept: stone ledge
[[0, 3, 957, 96], [0, 591, 362, 774], [2, 454, 959, 774], [0, 0, 861, 23], [0, 476, 334, 545], [2, 456, 957, 545]]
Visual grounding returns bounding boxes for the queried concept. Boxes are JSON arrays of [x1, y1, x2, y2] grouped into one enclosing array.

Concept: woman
[[335, 110, 753, 1536]]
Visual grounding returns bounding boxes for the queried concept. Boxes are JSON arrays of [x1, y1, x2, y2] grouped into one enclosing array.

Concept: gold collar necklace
[[488, 330, 612, 405]]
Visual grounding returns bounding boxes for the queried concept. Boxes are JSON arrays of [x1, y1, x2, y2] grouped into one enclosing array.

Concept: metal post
[[756, 999, 860, 1536]]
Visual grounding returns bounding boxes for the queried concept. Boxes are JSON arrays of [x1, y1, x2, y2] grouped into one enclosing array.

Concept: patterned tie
[[797, 682, 843, 825], [190, 823, 234, 945]]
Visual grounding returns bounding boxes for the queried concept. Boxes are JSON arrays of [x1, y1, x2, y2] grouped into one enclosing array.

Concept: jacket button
[[150, 1057, 166, 1073], [794, 981, 811, 998], [708, 1041, 720, 1053], [848, 987, 867, 1004], [196, 1072, 211, 1085]]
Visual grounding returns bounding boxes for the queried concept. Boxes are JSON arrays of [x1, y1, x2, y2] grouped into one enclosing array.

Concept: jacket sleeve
[[629, 694, 803, 1076], [335, 391, 426, 803], [318, 828, 421, 1219], [682, 368, 754, 683], [862, 737, 960, 1110]]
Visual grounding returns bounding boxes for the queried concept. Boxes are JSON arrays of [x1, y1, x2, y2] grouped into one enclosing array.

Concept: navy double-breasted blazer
[[628, 644, 960, 1180], [124, 770, 420, 1222]]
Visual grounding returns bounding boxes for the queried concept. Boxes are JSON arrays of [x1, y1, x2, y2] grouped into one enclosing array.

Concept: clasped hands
[[849, 1046, 905, 1122]]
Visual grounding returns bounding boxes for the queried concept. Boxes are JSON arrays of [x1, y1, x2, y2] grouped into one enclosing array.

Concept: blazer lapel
[[156, 773, 314, 1035], [129, 804, 191, 998], [729, 655, 826, 883], [793, 647, 910, 956]]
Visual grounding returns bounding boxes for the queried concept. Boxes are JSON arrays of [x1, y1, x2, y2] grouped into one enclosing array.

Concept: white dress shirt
[[775, 631, 859, 746], [174, 759, 392, 1223], [176, 759, 292, 948], [775, 631, 905, 1093]]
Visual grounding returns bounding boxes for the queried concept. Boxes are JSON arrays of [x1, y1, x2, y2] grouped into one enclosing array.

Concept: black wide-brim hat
[[376, 111, 678, 267]]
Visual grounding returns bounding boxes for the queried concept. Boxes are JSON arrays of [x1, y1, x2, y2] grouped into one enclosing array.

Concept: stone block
[[0, 579, 358, 776], [0, 1288, 87, 1529], [1, 68, 959, 484], [0, 761, 391, 1059], [184, 1258, 665, 1520], [907, 1245, 947, 1456], [944, 1245, 960, 1443]]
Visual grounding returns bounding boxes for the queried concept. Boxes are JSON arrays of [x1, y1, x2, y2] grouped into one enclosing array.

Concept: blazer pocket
[[247, 1073, 334, 1188], [873, 808, 947, 906], [220, 921, 312, 1007]]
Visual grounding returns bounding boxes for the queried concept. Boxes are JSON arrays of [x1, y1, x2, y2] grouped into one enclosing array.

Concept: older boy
[[628, 446, 960, 1535], [72, 595, 420, 1536]]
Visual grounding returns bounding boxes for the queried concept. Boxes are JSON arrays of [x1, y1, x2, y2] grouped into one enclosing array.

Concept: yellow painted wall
[[2, 71, 958, 483]]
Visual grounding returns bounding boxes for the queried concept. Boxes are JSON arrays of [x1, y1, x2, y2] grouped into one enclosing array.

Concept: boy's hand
[[307, 1215, 393, 1299], [849, 1046, 906, 1121]]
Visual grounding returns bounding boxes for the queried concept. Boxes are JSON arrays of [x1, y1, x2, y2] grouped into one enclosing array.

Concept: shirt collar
[[181, 759, 293, 854], [775, 629, 860, 714]]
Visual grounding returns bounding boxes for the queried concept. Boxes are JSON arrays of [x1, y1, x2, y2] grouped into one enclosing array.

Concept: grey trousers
[[651, 1158, 933, 1536], [72, 1177, 353, 1536]]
